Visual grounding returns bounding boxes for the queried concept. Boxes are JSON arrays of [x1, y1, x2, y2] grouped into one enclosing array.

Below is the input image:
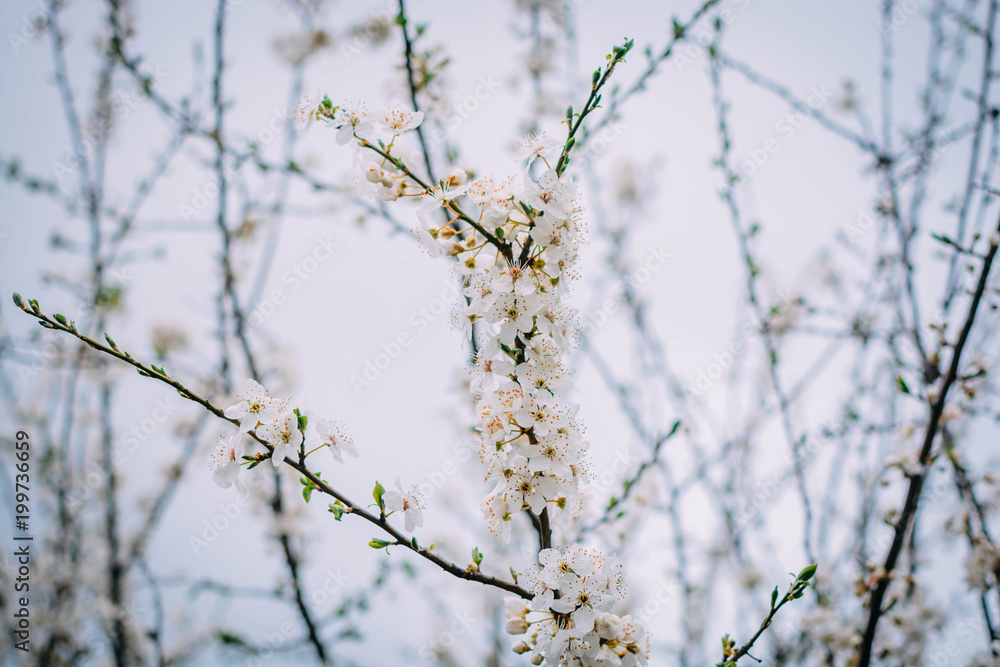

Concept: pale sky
[[1, 0, 994, 664]]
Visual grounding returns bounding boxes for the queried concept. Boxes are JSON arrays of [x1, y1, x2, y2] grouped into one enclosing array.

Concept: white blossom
[[316, 418, 357, 463], [210, 432, 245, 489], [384, 477, 424, 532], [223, 378, 284, 432], [258, 412, 299, 466]]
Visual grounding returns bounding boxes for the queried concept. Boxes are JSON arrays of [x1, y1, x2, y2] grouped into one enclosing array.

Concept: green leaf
[[328, 501, 345, 521], [301, 474, 323, 503], [12, 293, 24, 308], [216, 630, 248, 646], [53, 313, 67, 325], [373, 481, 386, 513], [770, 586, 778, 608], [797, 563, 818, 582], [369, 538, 393, 549], [411, 536, 419, 550], [896, 375, 911, 395], [105, 333, 118, 350], [472, 547, 483, 565], [510, 566, 519, 584]]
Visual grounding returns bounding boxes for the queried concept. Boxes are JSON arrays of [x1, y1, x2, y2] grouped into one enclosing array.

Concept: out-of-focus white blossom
[[965, 539, 1000, 591]]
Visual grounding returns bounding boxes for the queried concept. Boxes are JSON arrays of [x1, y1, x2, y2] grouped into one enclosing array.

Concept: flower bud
[[448, 168, 468, 186], [531, 654, 544, 665], [505, 618, 528, 635], [512, 641, 531, 654], [380, 174, 395, 188], [505, 597, 529, 620], [365, 164, 383, 183]]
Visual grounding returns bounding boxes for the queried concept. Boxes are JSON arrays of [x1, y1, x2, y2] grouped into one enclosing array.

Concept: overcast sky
[[1, 0, 993, 664]]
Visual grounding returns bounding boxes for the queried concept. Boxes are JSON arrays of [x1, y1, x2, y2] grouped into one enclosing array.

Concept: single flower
[[384, 477, 424, 532], [223, 378, 284, 432], [316, 418, 358, 463], [210, 432, 246, 489]]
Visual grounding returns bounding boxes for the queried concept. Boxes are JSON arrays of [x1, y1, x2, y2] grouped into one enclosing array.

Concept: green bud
[[328, 501, 346, 521], [12, 293, 24, 308], [373, 481, 386, 513], [592, 69, 601, 87], [369, 538, 393, 549], [797, 564, 818, 582], [53, 313, 67, 325]]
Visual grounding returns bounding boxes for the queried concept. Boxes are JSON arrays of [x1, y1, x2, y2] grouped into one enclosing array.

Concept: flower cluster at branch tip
[[505, 546, 648, 666], [211, 378, 357, 488], [312, 92, 647, 665]]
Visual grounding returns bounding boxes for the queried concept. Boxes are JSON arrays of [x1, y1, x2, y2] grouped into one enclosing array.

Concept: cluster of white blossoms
[[875, 591, 944, 665], [965, 539, 1000, 591], [308, 96, 646, 666], [505, 546, 648, 666], [211, 378, 357, 489], [296, 96, 427, 203], [458, 137, 591, 539]]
